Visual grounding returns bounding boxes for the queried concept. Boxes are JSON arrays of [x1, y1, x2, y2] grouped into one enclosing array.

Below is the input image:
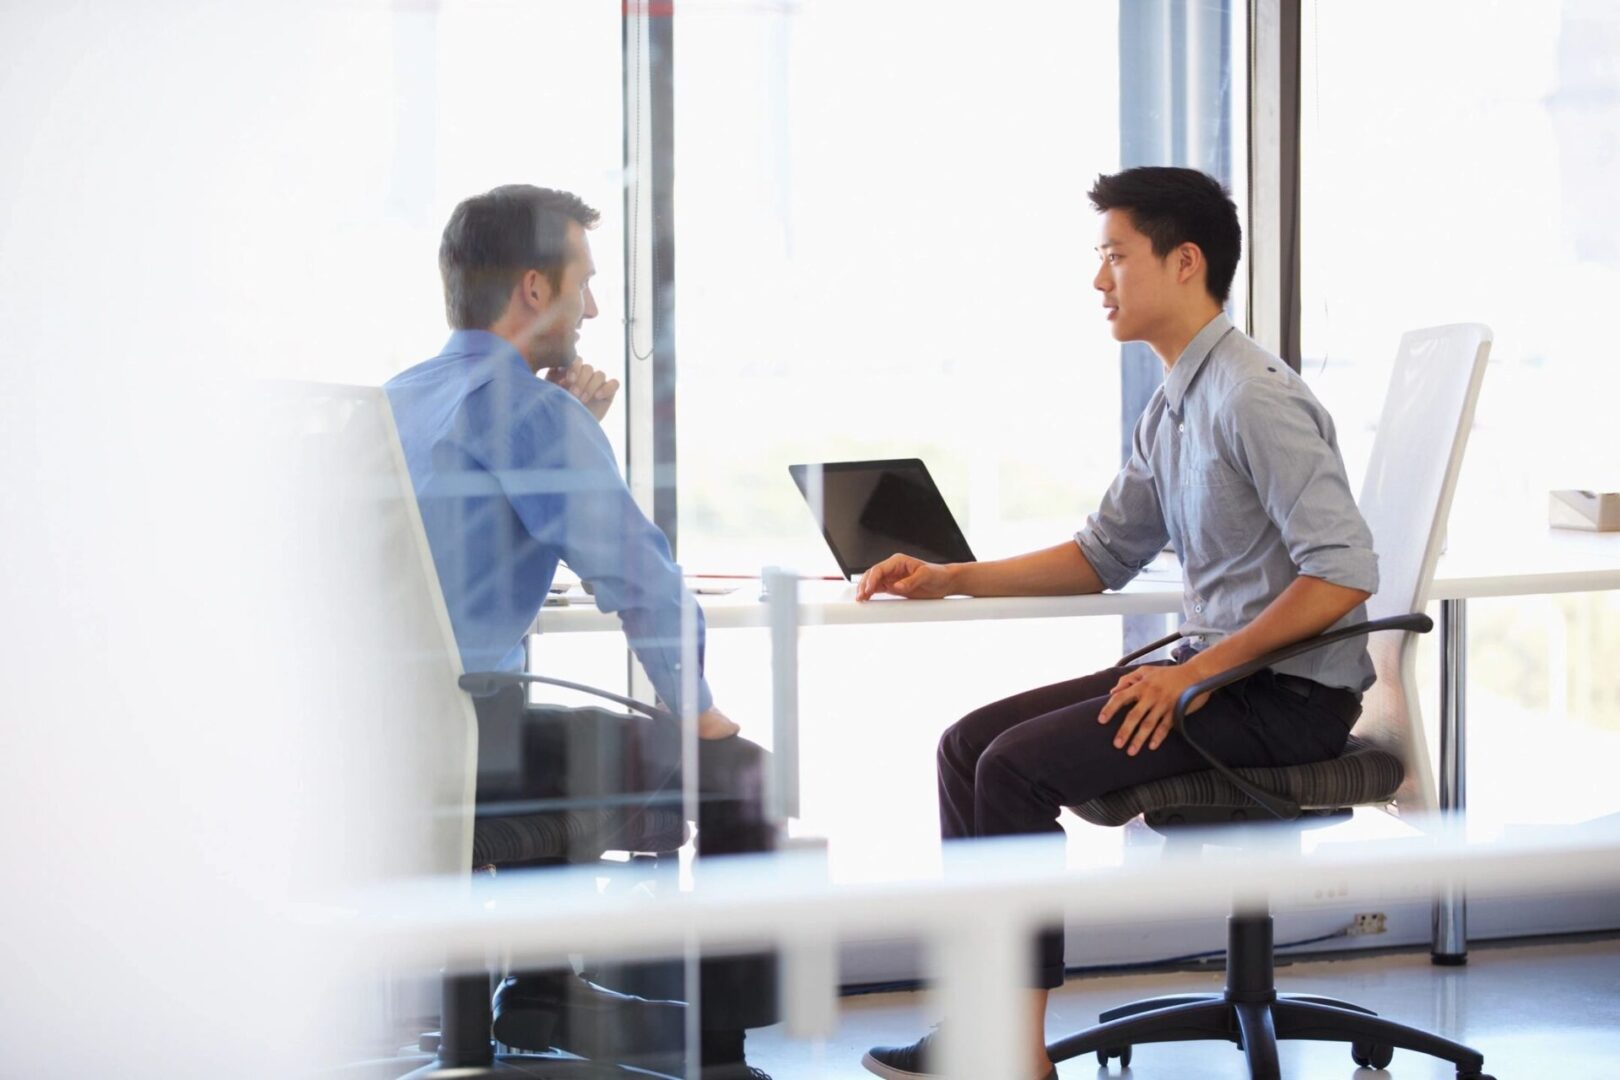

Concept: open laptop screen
[[789, 458, 976, 578]]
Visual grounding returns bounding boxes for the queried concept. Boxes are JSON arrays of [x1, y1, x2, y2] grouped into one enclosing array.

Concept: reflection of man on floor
[[385, 184, 775, 1079], [858, 167, 1378, 1080]]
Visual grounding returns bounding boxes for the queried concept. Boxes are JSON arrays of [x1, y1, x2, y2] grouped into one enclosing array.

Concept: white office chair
[[1052, 325, 1496, 1080], [292, 384, 675, 1079]]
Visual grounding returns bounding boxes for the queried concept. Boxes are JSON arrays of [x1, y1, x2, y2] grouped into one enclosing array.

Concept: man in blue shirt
[[386, 185, 773, 1079]]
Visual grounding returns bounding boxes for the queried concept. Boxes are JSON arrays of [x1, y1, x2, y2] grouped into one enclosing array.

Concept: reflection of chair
[[297, 385, 680, 1079], [1050, 325, 1496, 1080]]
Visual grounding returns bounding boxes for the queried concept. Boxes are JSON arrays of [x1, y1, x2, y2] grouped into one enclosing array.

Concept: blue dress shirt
[[385, 330, 713, 715]]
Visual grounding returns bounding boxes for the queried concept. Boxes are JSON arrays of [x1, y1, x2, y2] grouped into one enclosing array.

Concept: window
[[1300, 0, 1620, 831], [671, 2, 1246, 905], [674, 2, 1131, 578]]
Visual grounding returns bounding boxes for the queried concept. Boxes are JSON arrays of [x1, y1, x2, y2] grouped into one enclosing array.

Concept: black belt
[[1273, 672, 1318, 699], [1180, 643, 1348, 704]]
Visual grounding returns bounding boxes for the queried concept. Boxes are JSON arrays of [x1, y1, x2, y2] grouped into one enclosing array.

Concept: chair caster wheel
[[1351, 1041, 1394, 1068], [1097, 1044, 1132, 1068]]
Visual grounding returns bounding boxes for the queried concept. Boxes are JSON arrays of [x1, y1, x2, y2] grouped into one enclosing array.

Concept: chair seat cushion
[[473, 806, 689, 868], [1068, 735, 1405, 828]]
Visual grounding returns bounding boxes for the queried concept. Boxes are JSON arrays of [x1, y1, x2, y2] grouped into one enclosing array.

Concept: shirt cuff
[[1297, 545, 1379, 594], [645, 657, 715, 719], [1072, 529, 1137, 592]]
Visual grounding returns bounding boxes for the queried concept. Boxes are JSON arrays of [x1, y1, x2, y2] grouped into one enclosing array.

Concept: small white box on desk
[[1550, 489, 1620, 532]]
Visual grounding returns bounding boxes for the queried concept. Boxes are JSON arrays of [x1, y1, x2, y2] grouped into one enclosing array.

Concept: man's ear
[[511, 268, 555, 315], [1174, 242, 1205, 287]]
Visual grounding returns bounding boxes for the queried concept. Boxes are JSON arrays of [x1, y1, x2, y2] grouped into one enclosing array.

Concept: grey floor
[[748, 935, 1620, 1079]]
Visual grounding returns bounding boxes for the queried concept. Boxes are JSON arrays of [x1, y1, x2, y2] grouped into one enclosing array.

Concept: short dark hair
[[439, 185, 600, 330], [1087, 167, 1241, 304]]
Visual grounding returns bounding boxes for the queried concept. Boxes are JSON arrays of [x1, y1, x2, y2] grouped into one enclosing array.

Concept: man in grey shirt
[[858, 167, 1378, 1080]]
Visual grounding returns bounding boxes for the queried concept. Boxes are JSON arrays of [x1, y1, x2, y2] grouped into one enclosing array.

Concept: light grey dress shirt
[[1075, 313, 1378, 692]]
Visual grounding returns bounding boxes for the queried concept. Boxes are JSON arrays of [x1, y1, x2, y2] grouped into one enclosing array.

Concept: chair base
[[1049, 994, 1493, 1079], [1047, 914, 1493, 1080]]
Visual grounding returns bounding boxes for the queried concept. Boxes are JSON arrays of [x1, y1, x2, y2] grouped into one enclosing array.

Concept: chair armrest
[[457, 672, 673, 723], [1169, 613, 1434, 820], [1115, 630, 1186, 667]]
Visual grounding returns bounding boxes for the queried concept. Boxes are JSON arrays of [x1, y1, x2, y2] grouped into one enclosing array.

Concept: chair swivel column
[[1225, 908, 1276, 1005], [437, 972, 496, 1068]]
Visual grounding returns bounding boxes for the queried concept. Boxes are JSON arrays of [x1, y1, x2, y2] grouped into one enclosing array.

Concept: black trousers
[[937, 656, 1361, 989], [473, 685, 779, 1031]]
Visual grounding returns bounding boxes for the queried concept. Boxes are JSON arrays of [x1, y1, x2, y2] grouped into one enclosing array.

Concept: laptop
[[788, 458, 976, 580]]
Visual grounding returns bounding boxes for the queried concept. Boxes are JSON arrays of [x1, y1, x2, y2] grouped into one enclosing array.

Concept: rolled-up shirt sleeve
[[1217, 377, 1379, 594], [491, 391, 714, 717], [1074, 409, 1170, 591]]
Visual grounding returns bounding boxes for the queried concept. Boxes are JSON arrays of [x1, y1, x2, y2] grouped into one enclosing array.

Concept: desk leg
[[1432, 597, 1468, 965], [764, 567, 801, 825]]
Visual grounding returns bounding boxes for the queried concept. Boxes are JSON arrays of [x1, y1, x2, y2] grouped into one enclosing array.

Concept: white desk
[[535, 568, 1185, 633], [535, 529, 1620, 962], [536, 530, 1620, 628]]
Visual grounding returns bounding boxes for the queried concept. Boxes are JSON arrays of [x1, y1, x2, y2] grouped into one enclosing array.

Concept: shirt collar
[[1162, 312, 1235, 413], [440, 328, 530, 372]]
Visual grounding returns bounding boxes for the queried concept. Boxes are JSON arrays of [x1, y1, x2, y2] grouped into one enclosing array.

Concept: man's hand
[[855, 554, 957, 601], [697, 706, 741, 740], [1096, 664, 1213, 756], [547, 359, 620, 422]]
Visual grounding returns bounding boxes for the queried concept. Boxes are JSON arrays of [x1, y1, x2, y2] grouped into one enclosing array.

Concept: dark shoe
[[492, 971, 686, 1064], [863, 1026, 1056, 1080], [863, 1026, 940, 1079]]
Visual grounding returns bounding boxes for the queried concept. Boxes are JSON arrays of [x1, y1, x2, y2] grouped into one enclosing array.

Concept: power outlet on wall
[[1348, 912, 1388, 936]]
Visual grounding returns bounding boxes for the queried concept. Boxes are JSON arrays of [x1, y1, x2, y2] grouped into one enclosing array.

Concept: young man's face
[[1092, 208, 1179, 345], [530, 221, 599, 369]]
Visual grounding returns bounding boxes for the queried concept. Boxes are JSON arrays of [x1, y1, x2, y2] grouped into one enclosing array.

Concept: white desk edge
[[535, 547, 1620, 635]]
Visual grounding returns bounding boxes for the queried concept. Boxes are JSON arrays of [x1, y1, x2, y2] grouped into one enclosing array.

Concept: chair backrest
[[286, 383, 476, 883], [1352, 324, 1491, 815]]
